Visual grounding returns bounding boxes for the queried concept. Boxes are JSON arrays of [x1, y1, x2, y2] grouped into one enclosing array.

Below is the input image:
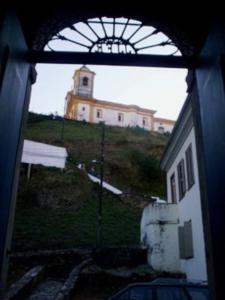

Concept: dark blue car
[[107, 278, 208, 300]]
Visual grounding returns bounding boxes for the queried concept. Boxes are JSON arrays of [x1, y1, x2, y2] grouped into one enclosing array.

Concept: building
[[2, 4, 225, 296], [141, 94, 207, 280], [160, 94, 207, 280], [64, 66, 175, 133]]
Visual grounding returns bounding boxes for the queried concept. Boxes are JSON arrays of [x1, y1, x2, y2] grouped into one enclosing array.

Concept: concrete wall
[[167, 127, 207, 280], [141, 203, 181, 273]]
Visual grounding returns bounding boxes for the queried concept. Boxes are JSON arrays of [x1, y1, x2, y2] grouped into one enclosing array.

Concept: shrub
[[130, 148, 162, 181]]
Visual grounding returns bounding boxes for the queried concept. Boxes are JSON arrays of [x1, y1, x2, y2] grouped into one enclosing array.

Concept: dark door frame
[[1, 9, 225, 300]]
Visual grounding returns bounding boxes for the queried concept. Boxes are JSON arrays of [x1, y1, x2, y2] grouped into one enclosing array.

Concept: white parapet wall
[[141, 203, 181, 273]]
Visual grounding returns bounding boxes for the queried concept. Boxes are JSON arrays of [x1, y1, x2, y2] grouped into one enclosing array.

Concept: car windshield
[[186, 287, 209, 300]]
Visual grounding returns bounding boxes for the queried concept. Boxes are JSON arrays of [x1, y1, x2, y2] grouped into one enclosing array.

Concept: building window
[[82, 77, 88, 86], [82, 107, 85, 111], [96, 109, 102, 118], [158, 126, 164, 133], [142, 117, 148, 126], [170, 173, 177, 203], [177, 159, 186, 200], [118, 113, 124, 122], [178, 220, 194, 259], [185, 144, 195, 189]]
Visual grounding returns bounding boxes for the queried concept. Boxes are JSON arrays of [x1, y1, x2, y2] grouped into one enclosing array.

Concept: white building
[[65, 65, 175, 133], [141, 95, 207, 280]]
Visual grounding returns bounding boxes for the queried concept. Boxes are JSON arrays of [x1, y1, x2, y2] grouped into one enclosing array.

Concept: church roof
[[76, 65, 96, 75]]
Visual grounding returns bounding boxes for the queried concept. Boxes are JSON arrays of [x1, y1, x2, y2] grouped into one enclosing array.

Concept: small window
[[118, 113, 124, 122], [82, 107, 85, 111], [158, 126, 164, 133], [142, 117, 148, 126], [82, 77, 88, 86], [170, 173, 177, 203], [96, 109, 102, 118], [185, 144, 195, 189], [177, 159, 186, 200]]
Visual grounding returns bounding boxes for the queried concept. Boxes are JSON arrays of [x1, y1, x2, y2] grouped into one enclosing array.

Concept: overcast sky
[[29, 64, 188, 120]]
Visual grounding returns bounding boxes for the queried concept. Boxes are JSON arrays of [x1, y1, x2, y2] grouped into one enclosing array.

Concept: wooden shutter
[[184, 221, 194, 259], [178, 226, 186, 259]]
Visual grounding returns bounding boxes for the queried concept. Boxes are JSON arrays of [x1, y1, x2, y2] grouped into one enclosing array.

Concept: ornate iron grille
[[46, 17, 180, 56]]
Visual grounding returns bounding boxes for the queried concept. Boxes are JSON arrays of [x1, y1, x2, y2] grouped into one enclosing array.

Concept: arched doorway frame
[[1, 7, 225, 300]]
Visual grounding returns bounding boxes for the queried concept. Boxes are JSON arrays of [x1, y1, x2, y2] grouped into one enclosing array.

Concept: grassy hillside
[[12, 113, 169, 252]]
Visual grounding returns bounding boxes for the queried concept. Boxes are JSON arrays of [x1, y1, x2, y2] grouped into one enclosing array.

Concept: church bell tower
[[72, 65, 95, 98]]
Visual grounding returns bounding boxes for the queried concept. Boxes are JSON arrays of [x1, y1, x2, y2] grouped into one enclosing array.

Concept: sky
[[29, 64, 188, 120]]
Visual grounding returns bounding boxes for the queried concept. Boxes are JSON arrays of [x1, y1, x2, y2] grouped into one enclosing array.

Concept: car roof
[[150, 277, 208, 286]]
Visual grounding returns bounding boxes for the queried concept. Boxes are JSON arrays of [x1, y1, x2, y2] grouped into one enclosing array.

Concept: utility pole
[[97, 122, 105, 247], [61, 102, 66, 143], [61, 116, 65, 143]]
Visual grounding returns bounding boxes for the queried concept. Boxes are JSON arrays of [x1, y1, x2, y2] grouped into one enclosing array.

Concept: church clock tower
[[72, 65, 95, 98]]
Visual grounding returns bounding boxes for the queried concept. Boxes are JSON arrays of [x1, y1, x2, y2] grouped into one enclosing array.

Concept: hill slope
[[12, 113, 169, 252]]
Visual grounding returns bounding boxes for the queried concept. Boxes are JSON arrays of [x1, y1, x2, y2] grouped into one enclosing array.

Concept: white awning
[[21, 139, 68, 169]]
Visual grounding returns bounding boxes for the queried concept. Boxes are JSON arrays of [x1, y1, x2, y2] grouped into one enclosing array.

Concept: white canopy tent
[[21, 139, 68, 169]]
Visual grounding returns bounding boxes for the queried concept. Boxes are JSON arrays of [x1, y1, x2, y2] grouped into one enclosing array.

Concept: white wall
[[141, 203, 181, 273], [137, 114, 152, 130], [167, 127, 207, 280], [77, 103, 90, 121], [128, 111, 138, 127], [153, 121, 174, 133], [92, 106, 153, 130]]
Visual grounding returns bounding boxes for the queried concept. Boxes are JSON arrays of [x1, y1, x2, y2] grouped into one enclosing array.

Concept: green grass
[[25, 116, 168, 196], [12, 113, 169, 252], [13, 178, 142, 251]]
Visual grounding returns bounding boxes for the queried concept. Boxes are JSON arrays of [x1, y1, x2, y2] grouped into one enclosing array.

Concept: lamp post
[[61, 101, 66, 143], [61, 116, 65, 143], [96, 121, 105, 247]]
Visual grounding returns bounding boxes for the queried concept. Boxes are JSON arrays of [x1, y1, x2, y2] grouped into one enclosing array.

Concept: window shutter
[[185, 144, 195, 189], [178, 221, 194, 259], [184, 221, 194, 258], [178, 226, 186, 259]]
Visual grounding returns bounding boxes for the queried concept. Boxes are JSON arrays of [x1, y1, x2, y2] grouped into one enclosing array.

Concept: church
[[64, 66, 175, 133]]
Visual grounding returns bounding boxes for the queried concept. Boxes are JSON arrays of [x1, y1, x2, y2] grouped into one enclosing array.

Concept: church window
[[158, 126, 164, 133], [83, 76, 88, 86], [97, 109, 102, 118], [118, 113, 124, 122], [143, 117, 148, 126]]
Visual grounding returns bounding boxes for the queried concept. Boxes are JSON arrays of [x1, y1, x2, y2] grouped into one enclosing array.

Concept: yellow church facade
[[65, 66, 175, 133]]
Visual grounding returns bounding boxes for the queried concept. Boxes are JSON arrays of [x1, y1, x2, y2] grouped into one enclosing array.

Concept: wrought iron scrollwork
[[46, 17, 180, 56]]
